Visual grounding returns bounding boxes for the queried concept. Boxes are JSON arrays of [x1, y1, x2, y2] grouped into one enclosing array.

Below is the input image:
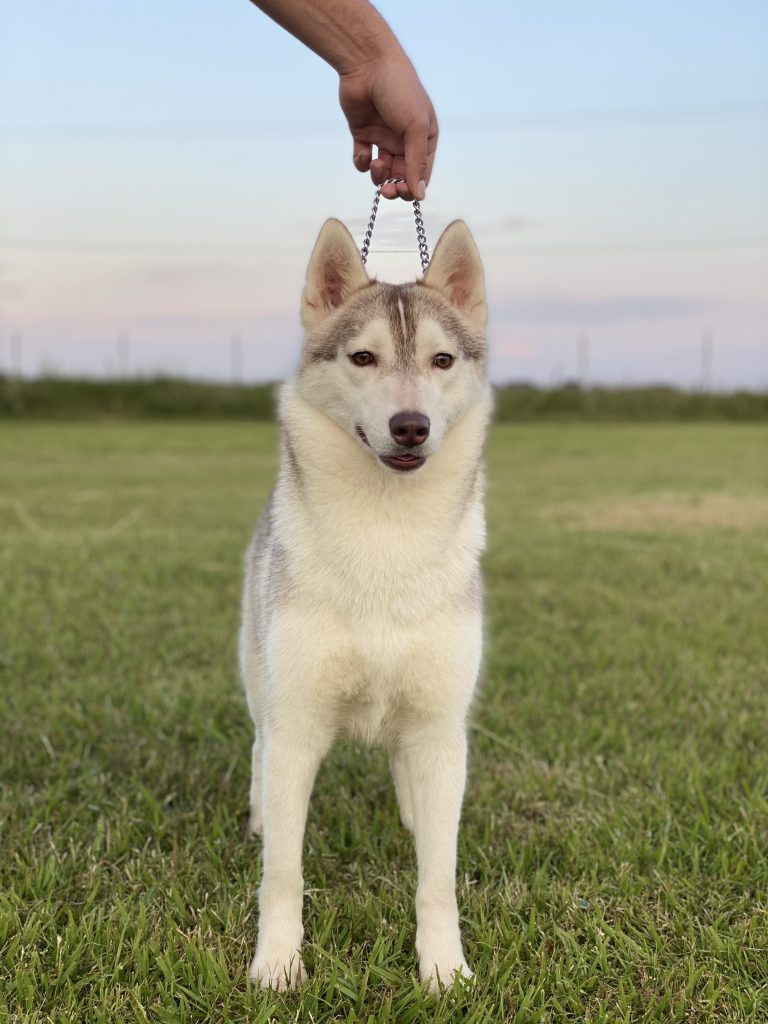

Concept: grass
[[1, 421, 767, 1023]]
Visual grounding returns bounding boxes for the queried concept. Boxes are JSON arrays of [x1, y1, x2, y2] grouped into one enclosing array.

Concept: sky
[[1, 0, 767, 388]]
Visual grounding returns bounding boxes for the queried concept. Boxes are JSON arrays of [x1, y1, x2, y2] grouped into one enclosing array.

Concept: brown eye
[[433, 353, 454, 369], [350, 351, 375, 367]]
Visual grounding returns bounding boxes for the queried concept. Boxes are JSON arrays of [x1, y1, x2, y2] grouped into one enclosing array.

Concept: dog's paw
[[418, 933, 474, 994], [420, 957, 474, 994], [399, 804, 414, 833], [249, 948, 306, 990]]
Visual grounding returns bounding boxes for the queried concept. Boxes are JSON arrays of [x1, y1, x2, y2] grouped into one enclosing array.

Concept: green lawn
[[1, 421, 767, 1023]]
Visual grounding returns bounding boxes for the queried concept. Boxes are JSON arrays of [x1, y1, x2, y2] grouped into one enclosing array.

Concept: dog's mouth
[[356, 426, 427, 472], [380, 453, 426, 472]]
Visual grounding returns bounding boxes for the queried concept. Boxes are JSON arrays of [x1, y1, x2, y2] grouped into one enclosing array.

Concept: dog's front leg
[[403, 721, 473, 992], [250, 727, 329, 990]]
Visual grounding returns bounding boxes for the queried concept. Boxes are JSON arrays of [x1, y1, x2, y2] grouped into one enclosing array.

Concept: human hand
[[338, 51, 438, 201]]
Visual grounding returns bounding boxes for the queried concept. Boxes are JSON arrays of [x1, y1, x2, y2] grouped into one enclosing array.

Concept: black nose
[[389, 411, 430, 447]]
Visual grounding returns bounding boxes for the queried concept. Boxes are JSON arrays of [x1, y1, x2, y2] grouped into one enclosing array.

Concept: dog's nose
[[389, 411, 430, 447]]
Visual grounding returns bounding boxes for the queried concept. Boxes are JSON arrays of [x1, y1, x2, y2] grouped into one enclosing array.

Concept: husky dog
[[239, 217, 491, 992]]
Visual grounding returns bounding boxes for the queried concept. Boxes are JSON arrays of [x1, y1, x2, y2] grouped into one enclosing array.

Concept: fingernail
[[417, 180, 426, 200]]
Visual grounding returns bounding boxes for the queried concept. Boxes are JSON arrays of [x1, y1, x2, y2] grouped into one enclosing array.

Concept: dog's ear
[[423, 221, 486, 334], [301, 219, 369, 331]]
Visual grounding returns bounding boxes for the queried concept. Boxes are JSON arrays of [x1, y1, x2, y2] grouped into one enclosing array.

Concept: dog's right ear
[[301, 219, 369, 331], [423, 220, 487, 334]]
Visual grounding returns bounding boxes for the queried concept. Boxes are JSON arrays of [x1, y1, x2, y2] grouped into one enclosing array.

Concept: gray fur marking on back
[[282, 430, 303, 488], [268, 541, 293, 605]]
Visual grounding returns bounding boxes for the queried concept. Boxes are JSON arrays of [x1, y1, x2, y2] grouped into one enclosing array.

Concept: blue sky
[[1, 0, 767, 387]]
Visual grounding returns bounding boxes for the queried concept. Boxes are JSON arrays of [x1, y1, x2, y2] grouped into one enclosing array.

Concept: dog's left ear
[[301, 219, 369, 331], [423, 220, 486, 334]]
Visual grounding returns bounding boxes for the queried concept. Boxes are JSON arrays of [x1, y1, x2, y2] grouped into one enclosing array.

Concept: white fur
[[239, 219, 490, 993]]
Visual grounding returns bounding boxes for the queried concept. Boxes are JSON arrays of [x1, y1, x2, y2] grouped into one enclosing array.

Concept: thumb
[[403, 118, 429, 200]]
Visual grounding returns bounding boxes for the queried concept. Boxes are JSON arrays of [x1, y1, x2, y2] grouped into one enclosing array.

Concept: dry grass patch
[[553, 493, 768, 532]]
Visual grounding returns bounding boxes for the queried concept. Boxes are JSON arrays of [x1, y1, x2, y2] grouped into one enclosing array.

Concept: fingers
[[377, 113, 437, 201], [374, 154, 413, 200], [382, 178, 413, 201], [352, 124, 406, 157], [403, 117, 429, 201], [373, 149, 405, 197], [353, 141, 372, 173], [370, 149, 392, 186], [370, 151, 413, 200]]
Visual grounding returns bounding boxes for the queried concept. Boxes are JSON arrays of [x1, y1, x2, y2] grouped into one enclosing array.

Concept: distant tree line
[[1, 374, 766, 421]]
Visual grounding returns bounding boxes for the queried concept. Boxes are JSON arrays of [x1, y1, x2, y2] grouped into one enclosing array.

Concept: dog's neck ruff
[[272, 381, 490, 623]]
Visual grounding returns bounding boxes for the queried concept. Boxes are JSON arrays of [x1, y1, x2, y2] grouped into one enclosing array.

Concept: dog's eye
[[350, 351, 376, 367], [433, 353, 454, 369]]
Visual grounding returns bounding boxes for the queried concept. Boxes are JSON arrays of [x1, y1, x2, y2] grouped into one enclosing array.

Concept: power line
[[0, 103, 766, 139], [1, 235, 767, 257], [489, 236, 768, 255], [0, 238, 296, 256]]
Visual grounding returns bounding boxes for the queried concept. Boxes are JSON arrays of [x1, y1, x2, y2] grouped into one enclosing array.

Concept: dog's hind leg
[[240, 632, 263, 839], [389, 749, 414, 833], [240, 651, 263, 839], [246, 730, 263, 837]]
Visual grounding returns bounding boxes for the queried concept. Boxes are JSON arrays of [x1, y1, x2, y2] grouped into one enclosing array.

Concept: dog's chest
[[326, 631, 429, 743], [285, 495, 482, 625]]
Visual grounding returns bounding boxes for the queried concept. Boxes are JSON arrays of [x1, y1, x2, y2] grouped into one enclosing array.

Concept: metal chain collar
[[360, 177, 430, 273]]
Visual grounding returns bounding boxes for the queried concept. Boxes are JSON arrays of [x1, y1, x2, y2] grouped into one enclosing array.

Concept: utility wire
[[1, 103, 767, 139], [1, 236, 767, 257]]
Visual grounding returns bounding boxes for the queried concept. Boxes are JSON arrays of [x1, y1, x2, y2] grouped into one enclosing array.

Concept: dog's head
[[295, 218, 487, 474]]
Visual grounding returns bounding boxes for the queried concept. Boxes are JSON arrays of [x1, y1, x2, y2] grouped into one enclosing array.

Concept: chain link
[[360, 177, 430, 273]]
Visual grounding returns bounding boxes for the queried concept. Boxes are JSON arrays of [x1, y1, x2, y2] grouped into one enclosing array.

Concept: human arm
[[249, 0, 437, 200]]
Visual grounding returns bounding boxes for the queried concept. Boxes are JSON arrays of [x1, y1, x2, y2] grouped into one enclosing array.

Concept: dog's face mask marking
[[296, 219, 488, 474]]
